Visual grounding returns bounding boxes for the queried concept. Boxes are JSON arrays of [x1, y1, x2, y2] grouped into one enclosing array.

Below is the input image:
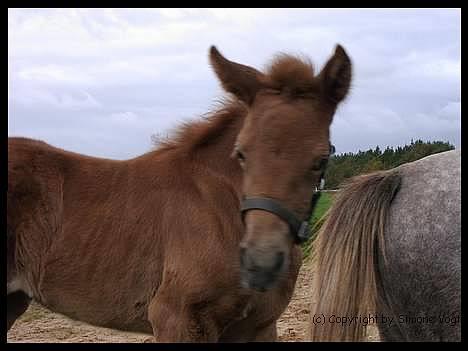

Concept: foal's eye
[[236, 149, 246, 167], [232, 146, 245, 168]]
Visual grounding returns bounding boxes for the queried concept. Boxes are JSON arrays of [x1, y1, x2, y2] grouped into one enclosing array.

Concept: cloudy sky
[[8, 8, 460, 159]]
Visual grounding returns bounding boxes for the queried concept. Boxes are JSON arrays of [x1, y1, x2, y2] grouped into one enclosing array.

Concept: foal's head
[[210, 45, 352, 291]]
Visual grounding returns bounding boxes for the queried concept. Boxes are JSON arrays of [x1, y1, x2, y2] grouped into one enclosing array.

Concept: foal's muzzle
[[240, 247, 285, 292]]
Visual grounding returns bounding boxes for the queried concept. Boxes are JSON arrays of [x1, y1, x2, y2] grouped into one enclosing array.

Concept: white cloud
[[17, 65, 95, 85], [10, 87, 101, 110], [8, 8, 461, 159], [110, 111, 138, 124], [436, 101, 461, 121]]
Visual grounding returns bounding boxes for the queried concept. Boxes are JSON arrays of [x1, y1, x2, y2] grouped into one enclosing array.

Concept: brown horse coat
[[7, 117, 300, 341]]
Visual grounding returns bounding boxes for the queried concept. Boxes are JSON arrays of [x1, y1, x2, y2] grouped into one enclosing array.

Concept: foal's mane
[[154, 54, 316, 153], [155, 98, 246, 153]]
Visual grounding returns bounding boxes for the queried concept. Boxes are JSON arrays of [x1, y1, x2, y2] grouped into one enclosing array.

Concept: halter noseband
[[240, 143, 335, 244]]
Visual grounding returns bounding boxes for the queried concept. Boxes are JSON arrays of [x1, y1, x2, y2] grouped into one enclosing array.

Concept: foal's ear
[[209, 46, 265, 105], [318, 44, 352, 104]]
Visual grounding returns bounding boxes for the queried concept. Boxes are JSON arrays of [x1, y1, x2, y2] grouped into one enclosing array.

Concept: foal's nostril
[[273, 252, 285, 272]]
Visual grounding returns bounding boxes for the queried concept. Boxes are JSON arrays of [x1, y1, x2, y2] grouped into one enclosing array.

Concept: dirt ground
[[7, 257, 380, 343]]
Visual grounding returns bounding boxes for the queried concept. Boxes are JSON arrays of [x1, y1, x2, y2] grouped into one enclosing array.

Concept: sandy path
[[7, 257, 379, 342]]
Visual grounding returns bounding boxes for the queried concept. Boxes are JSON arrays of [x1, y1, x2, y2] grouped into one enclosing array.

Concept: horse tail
[[309, 169, 401, 341]]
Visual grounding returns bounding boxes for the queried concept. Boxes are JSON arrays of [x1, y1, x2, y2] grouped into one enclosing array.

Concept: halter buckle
[[296, 221, 311, 244]]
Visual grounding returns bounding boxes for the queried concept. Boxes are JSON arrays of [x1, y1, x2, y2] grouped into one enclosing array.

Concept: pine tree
[[324, 140, 454, 189]]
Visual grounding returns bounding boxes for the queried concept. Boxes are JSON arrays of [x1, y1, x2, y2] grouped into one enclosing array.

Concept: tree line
[[324, 139, 455, 189]]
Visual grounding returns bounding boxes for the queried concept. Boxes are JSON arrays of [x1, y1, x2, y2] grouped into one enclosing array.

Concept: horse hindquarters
[[376, 152, 461, 341], [376, 226, 461, 341]]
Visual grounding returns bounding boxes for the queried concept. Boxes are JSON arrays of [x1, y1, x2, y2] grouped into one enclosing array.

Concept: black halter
[[240, 143, 335, 244]]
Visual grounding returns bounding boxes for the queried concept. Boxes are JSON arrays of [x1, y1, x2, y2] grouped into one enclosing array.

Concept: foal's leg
[[7, 291, 31, 331], [147, 292, 219, 342]]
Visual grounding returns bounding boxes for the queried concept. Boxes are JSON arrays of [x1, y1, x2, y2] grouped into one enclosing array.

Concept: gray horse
[[310, 149, 460, 341]]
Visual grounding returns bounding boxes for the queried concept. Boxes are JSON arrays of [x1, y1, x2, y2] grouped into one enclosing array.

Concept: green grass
[[309, 192, 334, 228], [302, 192, 335, 259]]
